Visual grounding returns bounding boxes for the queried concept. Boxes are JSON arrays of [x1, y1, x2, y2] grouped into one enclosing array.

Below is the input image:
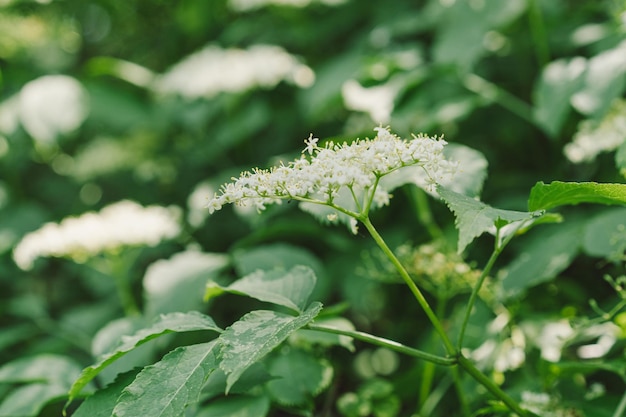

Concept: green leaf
[[232, 243, 324, 282], [204, 265, 316, 313], [437, 185, 542, 253], [533, 57, 586, 137], [112, 341, 220, 417], [68, 312, 221, 402], [202, 363, 274, 401], [528, 181, 626, 211], [143, 250, 229, 318], [0, 354, 82, 386], [219, 302, 323, 393], [499, 221, 583, 299], [616, 140, 626, 178], [195, 395, 270, 417], [0, 383, 68, 417], [582, 207, 626, 261], [72, 369, 141, 417], [266, 349, 333, 407]]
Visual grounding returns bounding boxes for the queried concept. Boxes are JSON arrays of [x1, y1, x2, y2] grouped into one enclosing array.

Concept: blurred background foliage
[[1, 0, 626, 416]]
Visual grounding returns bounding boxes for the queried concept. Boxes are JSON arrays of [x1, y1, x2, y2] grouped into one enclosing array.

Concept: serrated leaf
[[499, 221, 583, 300], [112, 341, 220, 417], [437, 185, 542, 253], [202, 363, 274, 401], [582, 207, 626, 261], [205, 265, 316, 313], [266, 349, 333, 407], [143, 250, 229, 318], [0, 383, 67, 417], [533, 57, 586, 137], [195, 395, 270, 417], [72, 369, 141, 417], [68, 312, 221, 402], [219, 302, 323, 393], [0, 354, 82, 386], [528, 181, 626, 211]]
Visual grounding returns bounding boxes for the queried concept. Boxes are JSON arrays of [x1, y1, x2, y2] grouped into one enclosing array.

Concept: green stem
[[461, 72, 535, 124], [408, 186, 444, 240], [612, 389, 626, 417], [457, 223, 522, 350], [457, 353, 529, 417], [419, 296, 447, 408], [456, 243, 502, 350], [528, 0, 550, 68], [451, 365, 471, 417], [360, 216, 456, 356], [306, 323, 455, 366]]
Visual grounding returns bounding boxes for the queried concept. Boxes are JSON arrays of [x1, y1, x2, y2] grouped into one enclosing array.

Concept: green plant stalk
[[461, 72, 534, 125], [106, 254, 141, 317], [612, 388, 626, 417], [457, 353, 529, 417], [528, 0, 550, 67], [306, 323, 455, 366], [419, 296, 447, 408], [451, 365, 471, 417], [457, 224, 520, 350], [360, 215, 457, 356], [409, 186, 444, 240]]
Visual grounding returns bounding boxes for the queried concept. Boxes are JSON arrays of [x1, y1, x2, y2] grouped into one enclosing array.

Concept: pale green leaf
[[205, 265, 316, 313], [232, 243, 325, 284], [533, 57, 586, 137], [113, 341, 220, 417], [266, 349, 333, 407], [499, 221, 583, 299], [0, 354, 82, 386], [143, 250, 229, 318], [72, 369, 140, 417], [583, 207, 626, 261], [219, 302, 323, 393], [382, 143, 488, 198], [68, 312, 221, 402], [0, 383, 67, 417], [195, 395, 270, 417], [528, 181, 626, 211], [437, 185, 542, 253]]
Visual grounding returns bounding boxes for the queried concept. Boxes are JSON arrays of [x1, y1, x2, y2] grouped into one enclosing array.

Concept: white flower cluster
[[564, 99, 626, 163], [154, 44, 315, 99], [207, 127, 457, 216], [229, 0, 347, 12], [13, 200, 181, 270]]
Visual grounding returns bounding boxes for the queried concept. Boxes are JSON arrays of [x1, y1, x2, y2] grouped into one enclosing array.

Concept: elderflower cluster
[[207, 127, 457, 218], [13, 200, 181, 270]]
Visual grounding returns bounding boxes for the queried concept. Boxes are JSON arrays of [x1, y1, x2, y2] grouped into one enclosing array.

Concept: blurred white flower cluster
[[229, 0, 347, 12], [154, 44, 315, 99], [564, 99, 626, 163], [207, 126, 457, 218], [13, 200, 181, 270], [0, 75, 89, 146]]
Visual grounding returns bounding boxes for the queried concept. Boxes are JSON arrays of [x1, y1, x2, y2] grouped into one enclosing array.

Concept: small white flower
[[303, 133, 319, 155]]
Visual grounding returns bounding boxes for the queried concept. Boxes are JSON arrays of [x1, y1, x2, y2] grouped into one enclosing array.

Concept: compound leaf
[[205, 265, 316, 313], [219, 302, 323, 393], [68, 312, 221, 403], [112, 341, 220, 417], [437, 185, 542, 253]]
